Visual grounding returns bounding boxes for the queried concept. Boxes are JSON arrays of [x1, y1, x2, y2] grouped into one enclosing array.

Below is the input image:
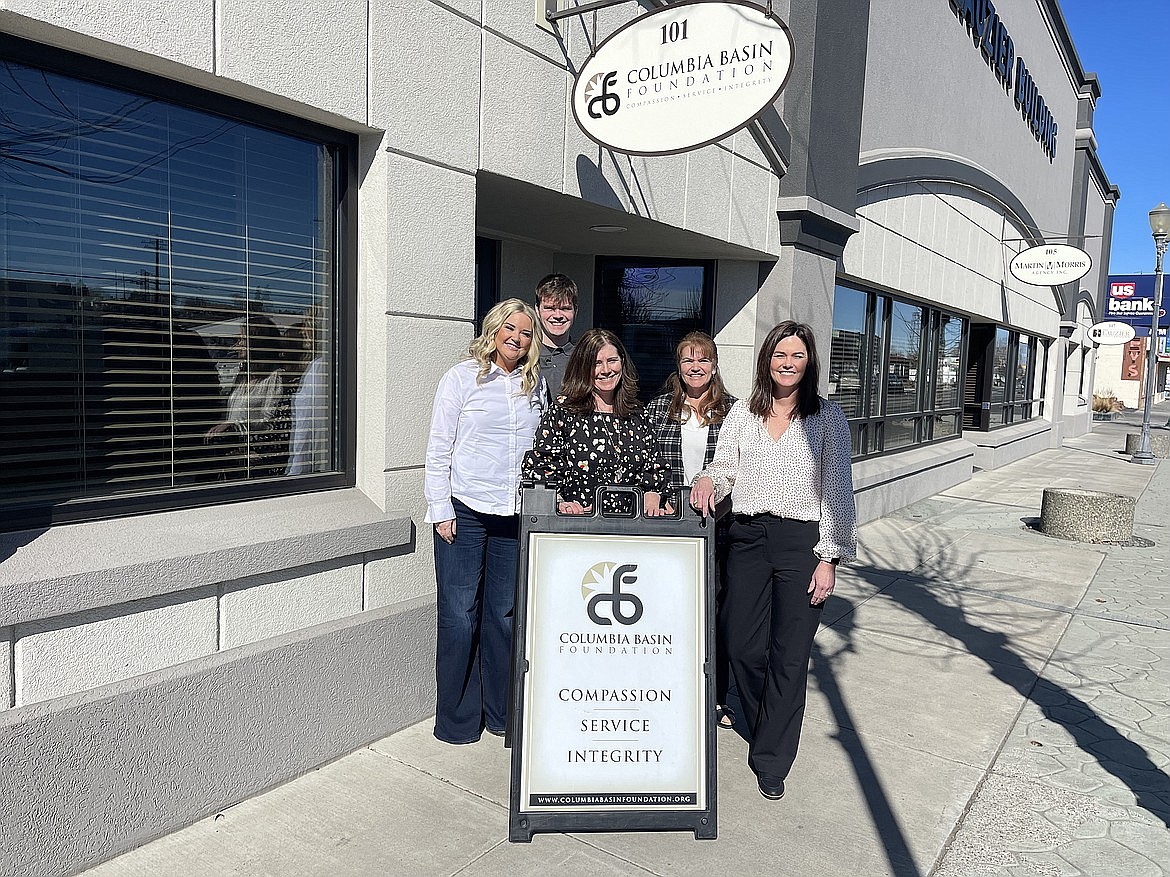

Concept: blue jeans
[[433, 498, 518, 743]]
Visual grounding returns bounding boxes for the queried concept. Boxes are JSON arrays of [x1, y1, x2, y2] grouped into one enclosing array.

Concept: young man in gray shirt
[[535, 273, 578, 401]]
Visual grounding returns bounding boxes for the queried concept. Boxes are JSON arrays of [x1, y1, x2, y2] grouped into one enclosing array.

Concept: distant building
[[1094, 275, 1170, 407]]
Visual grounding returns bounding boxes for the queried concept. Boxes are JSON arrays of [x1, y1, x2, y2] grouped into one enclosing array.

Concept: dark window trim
[[474, 237, 502, 330], [0, 33, 352, 145], [0, 36, 359, 532], [830, 279, 968, 461], [976, 328, 1044, 431]]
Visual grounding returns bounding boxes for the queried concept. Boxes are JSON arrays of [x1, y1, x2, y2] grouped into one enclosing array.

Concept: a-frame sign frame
[[508, 485, 717, 842]]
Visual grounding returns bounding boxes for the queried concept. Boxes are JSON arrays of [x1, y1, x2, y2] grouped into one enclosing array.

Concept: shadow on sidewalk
[[843, 554, 1170, 830], [812, 599, 923, 877]]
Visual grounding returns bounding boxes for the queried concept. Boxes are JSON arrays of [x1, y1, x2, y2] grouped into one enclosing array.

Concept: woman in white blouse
[[204, 315, 291, 478], [690, 321, 856, 801], [424, 299, 544, 744]]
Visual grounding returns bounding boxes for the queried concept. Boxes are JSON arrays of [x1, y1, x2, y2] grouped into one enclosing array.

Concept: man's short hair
[[535, 273, 578, 308]]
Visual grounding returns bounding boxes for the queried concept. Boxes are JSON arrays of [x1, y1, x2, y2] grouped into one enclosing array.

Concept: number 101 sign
[[571, 0, 795, 155]]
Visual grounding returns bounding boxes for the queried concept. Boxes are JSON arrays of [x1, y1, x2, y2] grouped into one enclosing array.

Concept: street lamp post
[[1132, 201, 1170, 465]]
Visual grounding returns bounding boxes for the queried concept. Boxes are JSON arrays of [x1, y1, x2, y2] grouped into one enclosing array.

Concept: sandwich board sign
[[508, 486, 717, 841]]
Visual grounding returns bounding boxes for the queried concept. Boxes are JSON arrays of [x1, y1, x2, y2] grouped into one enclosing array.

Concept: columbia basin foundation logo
[[585, 72, 621, 118], [582, 562, 642, 625]]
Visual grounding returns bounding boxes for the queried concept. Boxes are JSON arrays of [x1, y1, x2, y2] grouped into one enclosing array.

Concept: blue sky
[[1060, 1, 1170, 274]]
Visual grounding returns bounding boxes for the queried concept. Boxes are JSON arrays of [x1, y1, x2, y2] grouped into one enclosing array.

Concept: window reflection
[[887, 302, 923, 415], [870, 297, 887, 418], [884, 417, 919, 450], [828, 286, 866, 418], [596, 260, 712, 400], [934, 316, 963, 410], [933, 413, 960, 439], [991, 328, 1010, 404], [0, 57, 341, 515], [827, 283, 966, 459]]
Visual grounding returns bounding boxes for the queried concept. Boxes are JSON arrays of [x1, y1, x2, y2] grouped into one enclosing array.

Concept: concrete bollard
[[1123, 432, 1170, 458], [1040, 488, 1136, 542]]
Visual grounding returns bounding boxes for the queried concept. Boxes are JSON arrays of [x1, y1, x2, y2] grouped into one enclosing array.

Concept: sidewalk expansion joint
[[567, 836, 670, 875], [449, 839, 510, 877], [365, 746, 508, 812]]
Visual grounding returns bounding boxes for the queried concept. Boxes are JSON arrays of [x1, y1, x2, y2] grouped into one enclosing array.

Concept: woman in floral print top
[[522, 328, 671, 516]]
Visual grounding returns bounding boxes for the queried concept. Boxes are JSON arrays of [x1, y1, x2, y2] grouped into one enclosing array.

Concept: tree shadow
[[0, 525, 48, 566], [844, 542, 1170, 830], [811, 594, 922, 876]]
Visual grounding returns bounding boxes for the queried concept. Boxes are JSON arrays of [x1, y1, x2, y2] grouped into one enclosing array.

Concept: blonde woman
[[424, 299, 544, 744]]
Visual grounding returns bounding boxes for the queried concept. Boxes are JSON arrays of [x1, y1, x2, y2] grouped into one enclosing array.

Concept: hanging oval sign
[[1009, 244, 1093, 286], [571, 0, 795, 156], [1087, 321, 1137, 346]]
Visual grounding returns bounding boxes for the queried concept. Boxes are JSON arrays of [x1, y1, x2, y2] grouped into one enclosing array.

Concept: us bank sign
[[572, 0, 795, 155]]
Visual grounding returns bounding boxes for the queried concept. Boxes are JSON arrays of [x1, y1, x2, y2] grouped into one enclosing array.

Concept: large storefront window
[[990, 328, 1011, 425], [828, 286, 866, 419], [0, 44, 352, 526], [963, 324, 1046, 429], [828, 282, 966, 458], [885, 302, 924, 449], [595, 258, 714, 400]]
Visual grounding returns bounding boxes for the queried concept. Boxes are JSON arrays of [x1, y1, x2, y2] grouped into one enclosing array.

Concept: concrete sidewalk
[[85, 406, 1170, 877]]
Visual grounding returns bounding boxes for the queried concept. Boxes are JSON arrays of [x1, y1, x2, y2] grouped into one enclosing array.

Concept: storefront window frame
[[0, 35, 357, 532], [828, 281, 967, 460], [985, 330, 1042, 427], [962, 322, 1047, 431]]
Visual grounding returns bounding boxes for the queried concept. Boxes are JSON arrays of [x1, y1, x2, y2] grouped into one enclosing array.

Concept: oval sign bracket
[[571, 0, 795, 156], [546, 0, 638, 23], [1008, 244, 1094, 287]]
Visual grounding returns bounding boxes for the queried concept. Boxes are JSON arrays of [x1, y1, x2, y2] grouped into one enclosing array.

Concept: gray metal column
[[758, 0, 871, 377]]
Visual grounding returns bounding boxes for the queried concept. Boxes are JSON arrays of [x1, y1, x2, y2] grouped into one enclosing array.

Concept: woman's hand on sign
[[643, 492, 672, 517], [689, 476, 717, 517], [558, 500, 591, 515]]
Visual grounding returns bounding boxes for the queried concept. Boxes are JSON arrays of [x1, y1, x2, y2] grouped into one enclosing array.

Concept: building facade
[[0, 1, 1115, 872]]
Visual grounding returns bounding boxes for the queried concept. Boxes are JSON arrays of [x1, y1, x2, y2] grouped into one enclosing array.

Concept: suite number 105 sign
[[572, 0, 795, 155], [517, 533, 707, 813]]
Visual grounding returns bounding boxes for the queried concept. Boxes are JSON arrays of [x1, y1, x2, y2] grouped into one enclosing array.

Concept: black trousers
[[724, 515, 822, 779]]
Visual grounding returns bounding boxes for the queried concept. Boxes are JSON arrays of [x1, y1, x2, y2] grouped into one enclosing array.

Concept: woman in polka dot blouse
[[522, 328, 671, 517]]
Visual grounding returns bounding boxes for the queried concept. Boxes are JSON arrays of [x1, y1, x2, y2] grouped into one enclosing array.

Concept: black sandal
[[715, 705, 735, 729]]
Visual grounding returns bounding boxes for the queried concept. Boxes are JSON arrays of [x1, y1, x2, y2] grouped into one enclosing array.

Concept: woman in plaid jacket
[[643, 331, 738, 728]]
